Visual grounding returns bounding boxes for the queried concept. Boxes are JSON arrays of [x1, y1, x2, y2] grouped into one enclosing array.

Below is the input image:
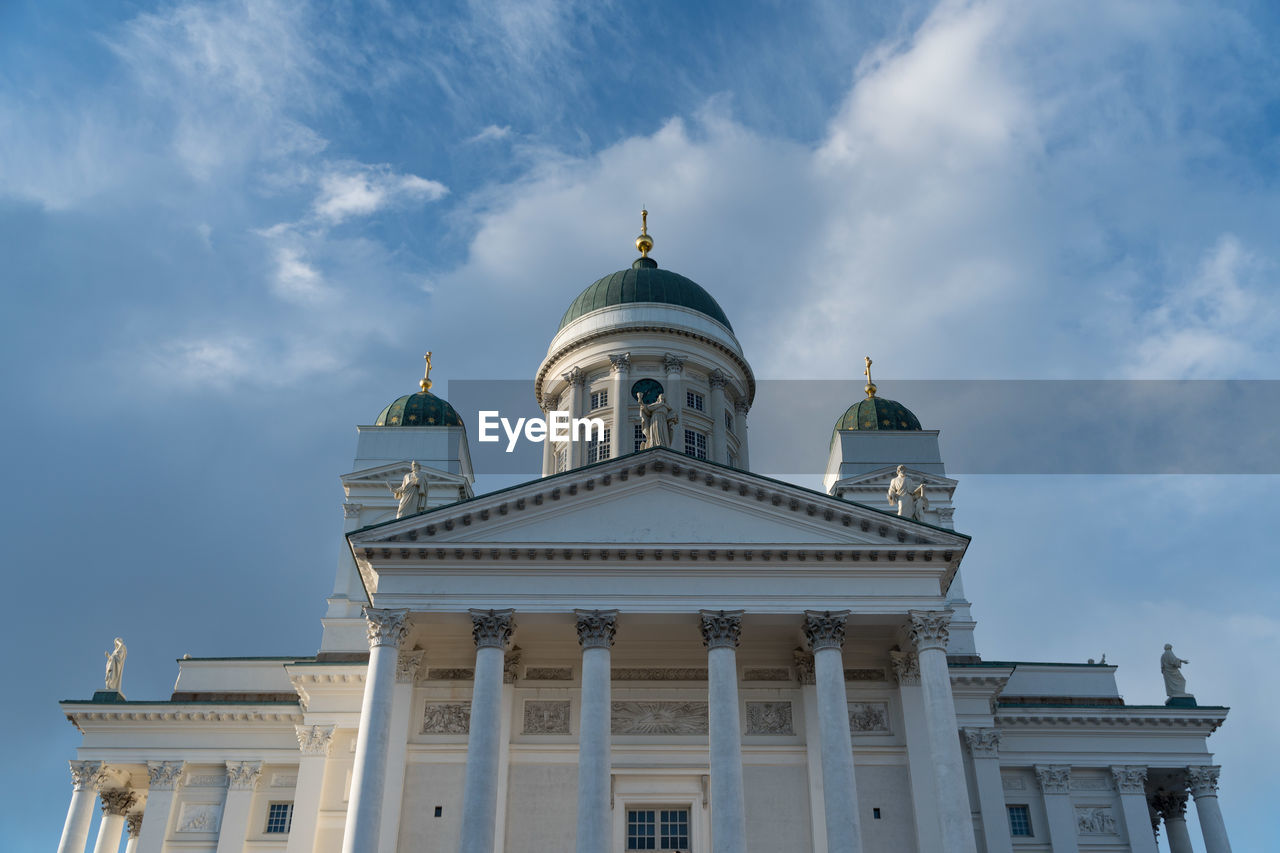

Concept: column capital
[[542, 393, 559, 413], [663, 353, 685, 374], [396, 650, 425, 683], [1110, 765, 1148, 794], [295, 724, 337, 757], [699, 610, 743, 649], [575, 609, 618, 649], [470, 608, 515, 649], [1151, 789, 1188, 819], [226, 760, 262, 791], [1034, 764, 1072, 794], [146, 761, 186, 791], [907, 609, 952, 652], [504, 647, 522, 683], [963, 727, 1001, 758], [69, 759, 105, 791], [792, 648, 816, 684], [99, 789, 137, 817], [343, 502, 363, 519], [126, 812, 144, 839], [1186, 765, 1220, 797], [802, 610, 850, 652], [608, 353, 631, 374], [563, 366, 586, 387], [734, 399, 749, 416], [363, 607, 410, 649], [708, 369, 728, 389], [889, 649, 920, 685]]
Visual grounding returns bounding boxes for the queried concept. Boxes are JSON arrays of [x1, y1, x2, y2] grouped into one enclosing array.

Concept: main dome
[[557, 257, 733, 332]]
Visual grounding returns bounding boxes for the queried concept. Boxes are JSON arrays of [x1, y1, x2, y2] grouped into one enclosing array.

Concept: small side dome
[[375, 391, 463, 427], [375, 351, 464, 427], [833, 396, 922, 432]]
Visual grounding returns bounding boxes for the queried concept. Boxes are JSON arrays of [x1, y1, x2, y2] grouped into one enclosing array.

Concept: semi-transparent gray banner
[[447, 380, 1280, 476]]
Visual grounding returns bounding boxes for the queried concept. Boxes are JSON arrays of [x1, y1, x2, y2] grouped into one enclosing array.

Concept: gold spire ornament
[[635, 208, 654, 257], [420, 352, 433, 392], [863, 356, 877, 398]]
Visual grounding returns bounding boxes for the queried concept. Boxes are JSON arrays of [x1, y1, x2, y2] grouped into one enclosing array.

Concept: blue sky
[[3, 0, 1279, 849]]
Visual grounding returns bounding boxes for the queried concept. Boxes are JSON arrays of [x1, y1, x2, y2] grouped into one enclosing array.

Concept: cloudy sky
[[3, 0, 1278, 849]]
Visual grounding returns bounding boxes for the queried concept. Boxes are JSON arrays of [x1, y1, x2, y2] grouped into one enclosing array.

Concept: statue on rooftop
[[1161, 644, 1192, 698], [104, 637, 127, 692], [637, 392, 677, 449], [389, 460, 428, 518], [887, 465, 929, 521]]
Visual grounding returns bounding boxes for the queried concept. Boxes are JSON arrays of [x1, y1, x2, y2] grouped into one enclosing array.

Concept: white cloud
[[467, 124, 513, 143], [313, 164, 448, 224]]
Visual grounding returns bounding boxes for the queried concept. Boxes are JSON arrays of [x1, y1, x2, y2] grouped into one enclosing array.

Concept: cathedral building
[[58, 219, 1232, 853]]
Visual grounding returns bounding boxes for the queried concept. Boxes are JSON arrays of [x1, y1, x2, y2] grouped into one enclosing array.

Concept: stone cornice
[[62, 702, 303, 732], [995, 706, 1227, 734]]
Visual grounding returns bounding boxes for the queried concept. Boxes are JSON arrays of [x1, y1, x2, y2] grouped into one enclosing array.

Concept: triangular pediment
[[833, 464, 957, 490], [349, 449, 967, 551], [342, 460, 469, 489]]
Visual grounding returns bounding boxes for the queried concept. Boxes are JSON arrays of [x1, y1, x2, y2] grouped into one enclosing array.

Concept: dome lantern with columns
[[535, 211, 755, 474]]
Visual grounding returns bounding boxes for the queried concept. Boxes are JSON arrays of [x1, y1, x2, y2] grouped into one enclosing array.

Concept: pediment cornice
[[342, 460, 469, 488], [995, 706, 1228, 735], [832, 465, 958, 490]]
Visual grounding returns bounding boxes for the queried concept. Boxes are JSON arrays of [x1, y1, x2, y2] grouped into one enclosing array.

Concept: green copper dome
[[558, 257, 733, 332], [376, 390, 463, 427], [834, 396, 923, 432]]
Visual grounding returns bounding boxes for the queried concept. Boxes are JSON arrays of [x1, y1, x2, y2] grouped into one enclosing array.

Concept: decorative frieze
[[504, 648, 522, 683], [176, 802, 221, 833], [1035, 765, 1072, 795], [743, 667, 791, 681], [1002, 775, 1027, 791], [793, 649, 816, 685], [69, 760, 104, 791], [185, 774, 225, 788], [803, 610, 849, 652], [146, 761, 186, 791], [523, 701, 571, 734], [423, 702, 471, 734], [848, 702, 891, 734], [1075, 806, 1118, 835], [745, 701, 794, 735], [699, 610, 742, 650], [424, 667, 474, 681], [612, 667, 709, 681], [525, 667, 573, 681], [575, 609, 618, 650], [1110, 765, 1148, 794], [907, 610, 952, 652], [469, 609, 515, 649], [963, 727, 1001, 758], [889, 650, 920, 685], [1070, 775, 1113, 791], [225, 761, 262, 791], [295, 724, 336, 757], [396, 650, 424, 683], [844, 668, 886, 681], [270, 773, 298, 788], [1186, 765, 1220, 797], [363, 607, 409, 649], [99, 790, 136, 816], [1151, 789, 1188, 819], [612, 701, 709, 735]]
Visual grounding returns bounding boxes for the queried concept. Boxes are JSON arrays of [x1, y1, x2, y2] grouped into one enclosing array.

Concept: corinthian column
[[1110, 766, 1157, 853], [136, 762, 184, 853], [124, 813, 143, 853], [1187, 766, 1232, 853], [575, 610, 617, 853], [342, 607, 410, 853], [609, 354, 630, 460], [379, 650, 423, 853], [700, 610, 746, 853], [907, 610, 977, 853], [541, 394, 558, 476], [216, 761, 262, 853], [57, 761, 103, 853], [803, 611, 864, 853], [93, 789, 137, 853], [708, 369, 728, 463], [459, 609, 515, 853], [1151, 789, 1194, 853], [563, 368, 586, 468]]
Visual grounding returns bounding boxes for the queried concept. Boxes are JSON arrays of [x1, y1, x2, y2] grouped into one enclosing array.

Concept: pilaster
[[1110, 766, 1157, 853], [1034, 765, 1079, 853], [965, 728, 1012, 853], [136, 762, 184, 853]]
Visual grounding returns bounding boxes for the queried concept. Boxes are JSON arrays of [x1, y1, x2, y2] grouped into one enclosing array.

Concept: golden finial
[[420, 351, 433, 392], [863, 356, 877, 398], [635, 208, 653, 257]]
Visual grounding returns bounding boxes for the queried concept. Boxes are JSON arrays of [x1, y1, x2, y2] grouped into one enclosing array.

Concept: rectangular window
[[590, 390, 608, 410], [1007, 805, 1032, 837], [724, 410, 734, 433], [634, 424, 645, 453], [265, 803, 293, 834], [555, 447, 568, 473], [587, 428, 612, 463], [626, 809, 689, 850], [686, 390, 704, 411], [684, 429, 707, 460]]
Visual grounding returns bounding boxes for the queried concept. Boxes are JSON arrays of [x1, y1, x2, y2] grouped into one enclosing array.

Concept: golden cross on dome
[[863, 355, 877, 398], [635, 208, 653, 257], [420, 351, 433, 392]]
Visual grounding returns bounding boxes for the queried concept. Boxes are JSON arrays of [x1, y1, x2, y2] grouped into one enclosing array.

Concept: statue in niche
[[887, 465, 929, 520], [1161, 644, 1192, 697], [104, 637, 127, 692], [637, 392, 678, 449], [389, 460, 428, 518]]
